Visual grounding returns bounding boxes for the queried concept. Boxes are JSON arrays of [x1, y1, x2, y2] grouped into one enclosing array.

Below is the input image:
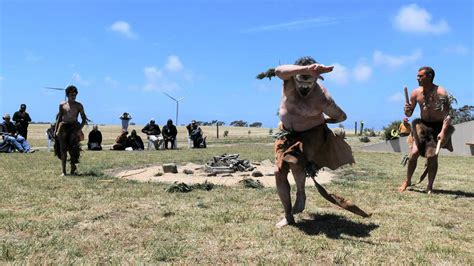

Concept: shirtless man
[[54, 85, 88, 176], [399, 66, 454, 193], [263, 56, 355, 228]]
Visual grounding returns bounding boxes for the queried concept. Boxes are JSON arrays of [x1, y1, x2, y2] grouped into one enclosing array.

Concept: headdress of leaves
[[256, 68, 276, 80]]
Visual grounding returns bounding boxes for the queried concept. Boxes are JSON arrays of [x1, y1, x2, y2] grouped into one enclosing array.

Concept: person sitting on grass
[[0, 113, 32, 153], [112, 130, 128, 150], [87, 124, 103, 151], [127, 129, 144, 150]]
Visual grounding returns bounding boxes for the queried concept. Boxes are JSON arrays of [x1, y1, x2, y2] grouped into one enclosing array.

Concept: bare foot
[[70, 164, 77, 175], [60, 173, 67, 177], [399, 180, 411, 192], [292, 195, 306, 214], [275, 215, 295, 228], [427, 190, 433, 194]]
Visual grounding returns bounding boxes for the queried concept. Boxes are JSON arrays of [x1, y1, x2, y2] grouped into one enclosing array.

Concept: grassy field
[[25, 124, 276, 148], [1, 126, 473, 263]]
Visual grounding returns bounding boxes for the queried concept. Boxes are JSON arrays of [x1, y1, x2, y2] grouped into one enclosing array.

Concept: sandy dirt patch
[[115, 161, 335, 187]]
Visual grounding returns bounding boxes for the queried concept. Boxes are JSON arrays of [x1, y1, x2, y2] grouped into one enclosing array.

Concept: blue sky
[[0, 0, 472, 129]]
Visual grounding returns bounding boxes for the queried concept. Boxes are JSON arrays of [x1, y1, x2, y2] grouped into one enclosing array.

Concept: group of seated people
[[1, 114, 206, 153], [0, 113, 33, 153], [140, 118, 179, 150], [111, 129, 145, 151], [111, 118, 206, 150]]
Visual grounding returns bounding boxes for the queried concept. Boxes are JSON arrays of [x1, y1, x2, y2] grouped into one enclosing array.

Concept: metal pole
[[217, 123, 219, 139], [176, 102, 179, 126]]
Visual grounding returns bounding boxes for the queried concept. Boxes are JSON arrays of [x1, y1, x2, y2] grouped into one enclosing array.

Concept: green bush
[[364, 128, 377, 137], [382, 120, 402, 140]]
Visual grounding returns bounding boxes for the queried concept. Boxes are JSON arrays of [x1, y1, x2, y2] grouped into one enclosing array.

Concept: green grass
[[1, 138, 473, 263]]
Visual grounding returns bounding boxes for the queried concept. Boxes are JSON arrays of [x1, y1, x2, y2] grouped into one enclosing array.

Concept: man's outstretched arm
[[275, 64, 334, 80]]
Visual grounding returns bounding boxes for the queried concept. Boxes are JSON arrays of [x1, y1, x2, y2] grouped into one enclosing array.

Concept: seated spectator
[[399, 117, 411, 137], [186, 120, 206, 148], [0, 139, 12, 153], [119, 112, 132, 131], [46, 123, 56, 152], [127, 129, 144, 150], [142, 119, 163, 150], [0, 113, 32, 153], [112, 130, 128, 150], [162, 119, 178, 149], [87, 124, 103, 151]]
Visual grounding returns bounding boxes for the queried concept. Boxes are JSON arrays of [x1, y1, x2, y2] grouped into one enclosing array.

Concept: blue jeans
[[4, 135, 30, 152]]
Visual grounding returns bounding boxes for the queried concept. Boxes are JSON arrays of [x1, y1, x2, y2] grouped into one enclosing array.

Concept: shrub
[[223, 130, 229, 137], [382, 120, 402, 140], [364, 128, 377, 137], [359, 136, 370, 143]]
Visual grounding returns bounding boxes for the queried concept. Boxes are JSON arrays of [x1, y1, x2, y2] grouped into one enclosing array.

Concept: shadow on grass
[[410, 187, 474, 198], [295, 213, 379, 238]]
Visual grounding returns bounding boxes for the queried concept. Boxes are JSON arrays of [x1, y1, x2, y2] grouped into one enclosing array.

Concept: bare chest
[[416, 92, 447, 121], [282, 95, 323, 117], [280, 81, 325, 117], [62, 102, 80, 118]]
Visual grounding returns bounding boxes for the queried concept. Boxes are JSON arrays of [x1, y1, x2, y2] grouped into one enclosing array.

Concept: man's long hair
[[294, 56, 317, 66]]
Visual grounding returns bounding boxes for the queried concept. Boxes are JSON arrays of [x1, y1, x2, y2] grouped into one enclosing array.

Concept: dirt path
[[115, 161, 335, 187]]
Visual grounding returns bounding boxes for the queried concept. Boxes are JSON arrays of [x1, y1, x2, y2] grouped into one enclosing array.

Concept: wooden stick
[[404, 86, 410, 104], [435, 139, 442, 155]]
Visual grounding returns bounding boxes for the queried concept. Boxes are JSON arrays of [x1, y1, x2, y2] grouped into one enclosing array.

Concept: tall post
[[354, 121, 358, 135], [216, 123, 219, 139], [360, 121, 364, 135], [176, 102, 179, 126]]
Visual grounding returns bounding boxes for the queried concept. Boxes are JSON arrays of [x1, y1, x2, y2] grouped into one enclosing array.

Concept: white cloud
[[165, 55, 183, 72], [353, 63, 372, 82], [143, 66, 180, 92], [443, 44, 469, 55], [105, 76, 120, 88], [72, 73, 90, 86], [108, 21, 138, 39], [326, 63, 349, 85], [143, 67, 163, 91], [394, 4, 450, 34], [373, 50, 422, 68], [242, 17, 341, 33], [388, 92, 404, 103]]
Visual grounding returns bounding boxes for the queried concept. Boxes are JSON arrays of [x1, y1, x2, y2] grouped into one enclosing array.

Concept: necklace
[[422, 87, 437, 110]]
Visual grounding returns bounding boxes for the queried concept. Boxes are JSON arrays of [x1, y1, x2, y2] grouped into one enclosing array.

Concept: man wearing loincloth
[[399, 66, 454, 194], [259, 56, 355, 228], [54, 85, 88, 176]]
